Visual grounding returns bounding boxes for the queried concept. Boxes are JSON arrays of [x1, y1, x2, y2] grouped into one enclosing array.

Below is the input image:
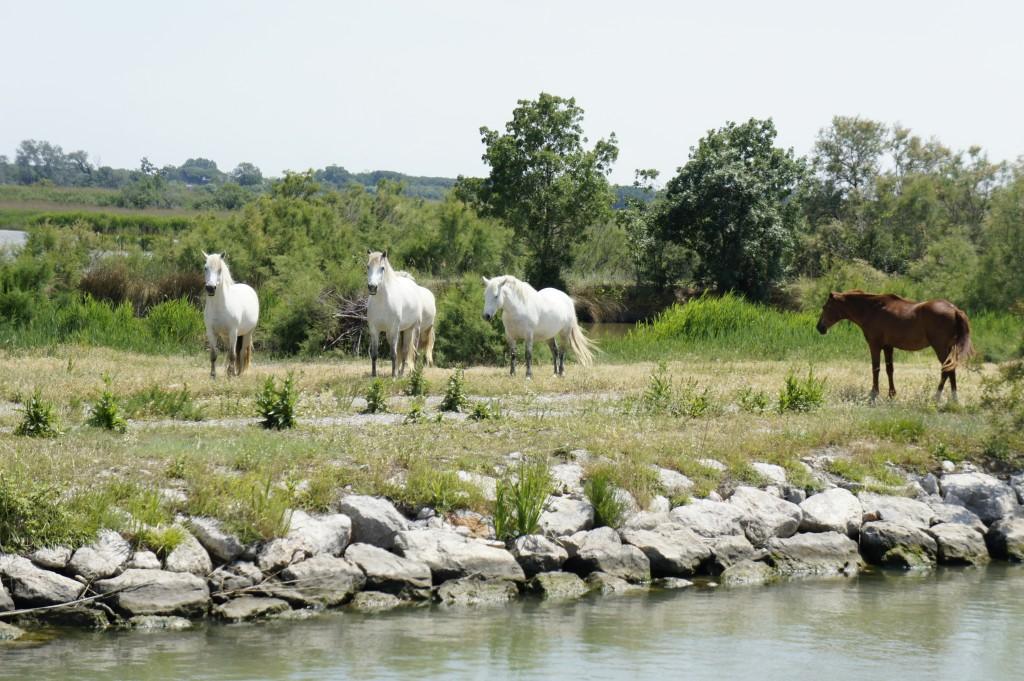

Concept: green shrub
[[493, 460, 551, 541], [364, 378, 389, 414], [87, 377, 128, 433], [440, 367, 469, 412], [404, 361, 428, 397], [404, 400, 426, 424], [468, 400, 501, 421], [584, 468, 625, 529], [14, 390, 60, 437], [641, 362, 674, 414], [869, 414, 926, 443], [0, 473, 86, 551], [394, 464, 484, 514], [256, 374, 298, 429], [434, 276, 506, 366], [778, 370, 826, 413], [737, 387, 770, 413]]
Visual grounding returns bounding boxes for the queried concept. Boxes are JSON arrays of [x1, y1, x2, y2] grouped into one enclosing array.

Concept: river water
[[3, 565, 1022, 680]]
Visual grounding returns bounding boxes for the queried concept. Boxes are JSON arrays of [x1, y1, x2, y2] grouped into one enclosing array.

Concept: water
[[3, 566, 1022, 681], [581, 322, 635, 340]]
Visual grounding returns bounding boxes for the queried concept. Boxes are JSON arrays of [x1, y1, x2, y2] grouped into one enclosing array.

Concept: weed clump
[[404, 362, 428, 397], [584, 468, 625, 529], [468, 400, 501, 421], [87, 376, 128, 433], [440, 367, 469, 412], [256, 374, 298, 429], [125, 384, 203, 420], [494, 459, 551, 541], [14, 390, 60, 437], [737, 387, 770, 413], [364, 378, 389, 414], [778, 370, 825, 413]]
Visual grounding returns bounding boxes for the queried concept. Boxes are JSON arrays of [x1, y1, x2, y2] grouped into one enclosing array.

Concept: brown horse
[[816, 290, 974, 403]]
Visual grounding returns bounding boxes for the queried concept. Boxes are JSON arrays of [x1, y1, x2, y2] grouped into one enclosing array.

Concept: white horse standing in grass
[[366, 250, 433, 376], [482, 275, 594, 378], [203, 252, 259, 378]]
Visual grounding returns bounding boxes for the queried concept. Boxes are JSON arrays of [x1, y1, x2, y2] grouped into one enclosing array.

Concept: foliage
[[14, 390, 60, 437], [584, 468, 625, 529], [458, 92, 619, 289], [434, 276, 507, 366], [439, 367, 470, 412], [737, 387, 770, 413], [493, 459, 551, 541], [124, 384, 203, 421], [778, 370, 826, 413], [87, 376, 128, 433], [393, 463, 485, 514], [0, 473, 86, 551], [364, 378, 389, 414], [256, 374, 298, 429], [404, 361, 428, 396], [657, 118, 806, 301], [468, 400, 501, 421]]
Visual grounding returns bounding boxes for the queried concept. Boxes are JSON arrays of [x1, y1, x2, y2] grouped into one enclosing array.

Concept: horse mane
[[495, 275, 536, 303], [839, 290, 915, 307], [394, 270, 416, 283], [217, 256, 235, 288]]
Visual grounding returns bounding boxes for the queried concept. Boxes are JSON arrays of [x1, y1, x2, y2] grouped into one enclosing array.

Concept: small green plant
[[87, 376, 128, 433], [737, 387, 770, 413], [584, 468, 625, 529], [678, 384, 714, 418], [125, 384, 203, 421], [778, 370, 826, 413], [404, 361, 429, 397], [468, 400, 501, 421], [364, 378, 389, 414], [869, 414, 926, 443], [404, 400, 426, 424], [0, 473, 86, 551], [440, 367, 469, 412], [493, 459, 551, 541], [641, 362, 674, 414], [14, 390, 60, 437], [394, 464, 483, 514], [256, 374, 298, 429]]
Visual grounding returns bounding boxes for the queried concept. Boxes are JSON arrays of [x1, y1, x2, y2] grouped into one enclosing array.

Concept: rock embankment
[[1, 458, 1022, 636]]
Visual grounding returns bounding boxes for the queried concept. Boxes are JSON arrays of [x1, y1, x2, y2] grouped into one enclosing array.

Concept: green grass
[[493, 459, 551, 541], [584, 468, 626, 529]]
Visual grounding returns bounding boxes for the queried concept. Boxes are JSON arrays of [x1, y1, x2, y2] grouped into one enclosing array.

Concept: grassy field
[[0, 343, 1016, 554]]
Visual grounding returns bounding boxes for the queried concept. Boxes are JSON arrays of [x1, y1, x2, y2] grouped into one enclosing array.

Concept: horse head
[[366, 249, 389, 295], [816, 292, 847, 334], [481, 275, 507, 321], [203, 252, 227, 296]]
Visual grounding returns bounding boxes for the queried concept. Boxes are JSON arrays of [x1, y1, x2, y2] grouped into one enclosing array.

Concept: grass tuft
[[493, 459, 551, 541]]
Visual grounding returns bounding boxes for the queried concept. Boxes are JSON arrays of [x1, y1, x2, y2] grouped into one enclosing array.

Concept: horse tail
[[237, 333, 254, 374], [942, 308, 975, 372], [567, 317, 596, 368], [420, 325, 435, 367]]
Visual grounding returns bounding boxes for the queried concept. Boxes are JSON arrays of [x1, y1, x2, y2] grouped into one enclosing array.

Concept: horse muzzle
[[482, 313, 492, 321], [205, 285, 217, 296], [816, 322, 827, 335], [367, 285, 378, 295]]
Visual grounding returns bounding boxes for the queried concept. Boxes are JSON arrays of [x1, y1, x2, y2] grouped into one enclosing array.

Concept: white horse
[[366, 250, 428, 377], [482, 275, 595, 378], [202, 252, 259, 378], [395, 270, 437, 368]]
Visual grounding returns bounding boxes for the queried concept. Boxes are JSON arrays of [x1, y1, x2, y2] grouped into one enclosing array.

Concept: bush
[[440, 367, 469, 412], [468, 400, 501, 421], [364, 379, 389, 414], [778, 370, 826, 413], [737, 387, 770, 413], [434, 276, 506, 366], [404, 362, 428, 397], [87, 377, 128, 433], [493, 460, 551, 541], [393, 463, 485, 514], [584, 468, 625, 529], [0, 473, 86, 552], [124, 384, 203, 421], [14, 390, 60, 437], [256, 374, 298, 429]]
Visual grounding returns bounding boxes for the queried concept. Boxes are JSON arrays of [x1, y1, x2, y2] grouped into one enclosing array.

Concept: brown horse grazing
[[816, 290, 974, 403]]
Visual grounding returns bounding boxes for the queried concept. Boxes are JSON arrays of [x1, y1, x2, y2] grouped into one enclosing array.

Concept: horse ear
[[202, 250, 209, 259], [367, 248, 372, 255], [829, 291, 837, 299], [382, 250, 388, 260], [481, 276, 489, 285]]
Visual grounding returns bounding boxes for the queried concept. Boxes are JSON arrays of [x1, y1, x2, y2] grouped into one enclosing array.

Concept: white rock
[[727, 486, 802, 546], [68, 530, 131, 580], [537, 496, 595, 537], [619, 523, 710, 577], [646, 495, 671, 514], [549, 463, 585, 495], [510, 535, 569, 577], [670, 499, 744, 538], [0, 556, 82, 606], [188, 517, 245, 563], [127, 551, 162, 570], [940, 472, 1020, 524], [799, 488, 863, 536], [393, 529, 525, 582], [752, 463, 787, 486], [655, 467, 694, 496], [858, 492, 935, 529], [456, 471, 498, 502], [29, 546, 72, 570], [697, 458, 728, 472], [287, 510, 352, 557], [337, 495, 409, 550]]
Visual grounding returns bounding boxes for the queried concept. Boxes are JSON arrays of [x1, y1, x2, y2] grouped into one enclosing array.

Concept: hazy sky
[[3, 0, 1022, 184]]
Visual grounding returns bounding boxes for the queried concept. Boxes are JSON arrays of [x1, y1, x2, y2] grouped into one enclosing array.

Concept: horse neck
[[500, 278, 533, 315], [839, 294, 881, 326], [377, 262, 400, 298]]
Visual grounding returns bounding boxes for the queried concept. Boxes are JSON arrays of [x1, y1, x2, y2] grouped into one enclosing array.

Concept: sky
[[2, 0, 1022, 185]]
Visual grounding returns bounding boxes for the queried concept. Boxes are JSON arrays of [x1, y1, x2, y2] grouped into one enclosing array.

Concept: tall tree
[[657, 118, 806, 301], [230, 162, 263, 186], [457, 93, 618, 289], [812, 116, 888, 199]]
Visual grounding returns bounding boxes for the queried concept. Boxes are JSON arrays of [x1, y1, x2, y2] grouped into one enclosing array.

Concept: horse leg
[[548, 339, 559, 375], [884, 345, 896, 399], [525, 336, 534, 380], [508, 338, 517, 376], [226, 330, 239, 377], [207, 329, 218, 379], [936, 371, 949, 402], [949, 370, 959, 403], [388, 329, 400, 378], [369, 332, 379, 378], [869, 343, 881, 404]]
